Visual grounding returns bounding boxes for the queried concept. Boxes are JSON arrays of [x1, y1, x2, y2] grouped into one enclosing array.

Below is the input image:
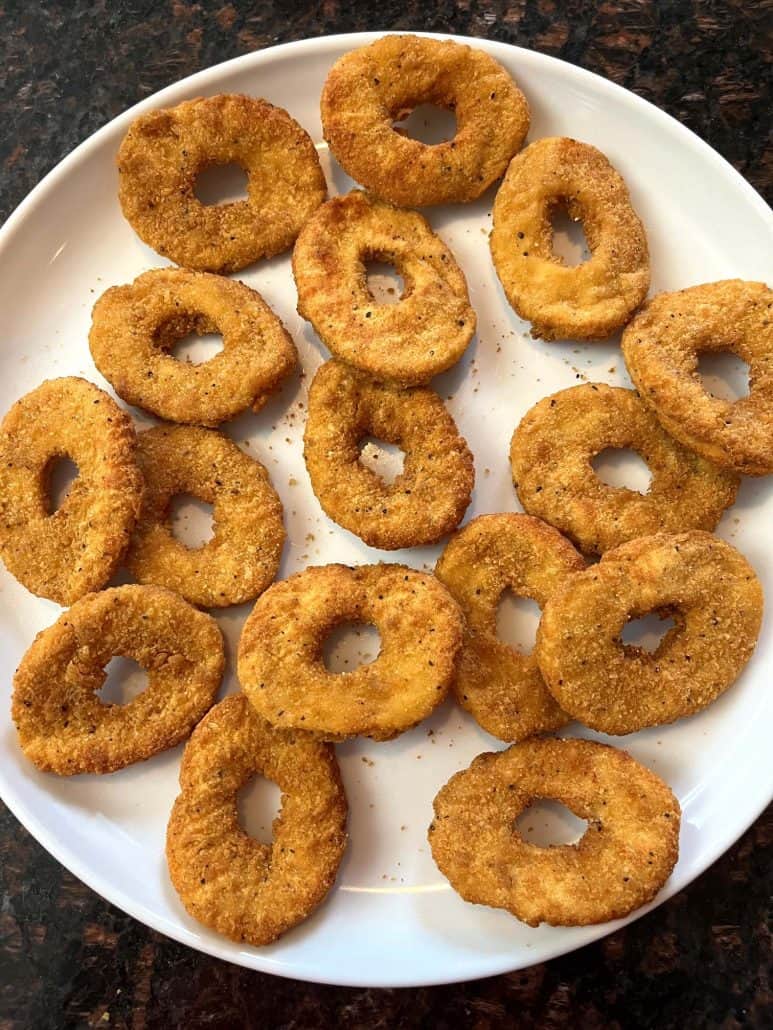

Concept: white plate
[[0, 31, 771, 989]]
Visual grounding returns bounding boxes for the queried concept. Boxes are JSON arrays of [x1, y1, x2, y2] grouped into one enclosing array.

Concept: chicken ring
[[435, 514, 584, 741], [536, 531, 763, 735], [0, 377, 143, 606], [293, 191, 476, 385], [117, 93, 326, 273], [491, 137, 650, 340], [622, 279, 773, 475], [429, 738, 680, 926], [166, 695, 347, 946], [510, 384, 739, 555], [304, 360, 474, 549], [89, 268, 297, 426], [126, 425, 285, 608], [12, 585, 224, 775], [321, 34, 529, 207], [238, 563, 463, 741]]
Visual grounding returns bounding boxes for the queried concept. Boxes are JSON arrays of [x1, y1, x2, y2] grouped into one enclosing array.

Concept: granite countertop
[[0, 2, 770, 1027]]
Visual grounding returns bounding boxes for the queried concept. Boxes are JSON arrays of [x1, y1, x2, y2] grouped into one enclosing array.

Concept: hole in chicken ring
[[304, 360, 474, 550], [435, 513, 584, 742], [321, 34, 530, 207], [429, 738, 680, 926], [166, 694, 347, 946], [491, 137, 650, 341], [89, 268, 297, 426], [12, 585, 224, 775], [126, 425, 285, 608], [510, 383, 739, 555], [237, 563, 463, 741], [293, 190, 476, 386], [536, 531, 763, 735], [117, 94, 327, 273]]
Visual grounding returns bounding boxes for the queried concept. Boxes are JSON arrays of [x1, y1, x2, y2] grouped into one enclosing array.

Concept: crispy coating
[[0, 377, 143, 605], [89, 268, 297, 426], [536, 531, 763, 735], [238, 563, 463, 741], [292, 191, 476, 385], [429, 738, 680, 926], [166, 695, 347, 946], [510, 384, 739, 555], [621, 280, 773, 475], [12, 585, 224, 775], [126, 425, 285, 608], [435, 514, 583, 741], [304, 361, 474, 549], [321, 35, 529, 207], [117, 94, 326, 273], [491, 137, 650, 341]]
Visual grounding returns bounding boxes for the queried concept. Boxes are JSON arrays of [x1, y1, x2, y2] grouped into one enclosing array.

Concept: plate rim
[[0, 30, 771, 988]]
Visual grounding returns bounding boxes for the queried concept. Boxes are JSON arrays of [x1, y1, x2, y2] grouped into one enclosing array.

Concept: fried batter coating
[[510, 384, 739, 555], [429, 738, 680, 926], [12, 585, 224, 775], [238, 563, 463, 741], [321, 35, 529, 207], [126, 425, 285, 608], [435, 514, 583, 741], [0, 377, 143, 605], [622, 280, 773, 475], [89, 268, 297, 426], [304, 361, 474, 549], [118, 94, 326, 273], [491, 137, 650, 340], [536, 531, 763, 735], [293, 191, 475, 386], [166, 695, 347, 946]]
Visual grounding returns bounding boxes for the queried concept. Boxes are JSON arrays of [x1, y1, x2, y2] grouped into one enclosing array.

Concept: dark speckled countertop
[[0, 2, 771, 1027]]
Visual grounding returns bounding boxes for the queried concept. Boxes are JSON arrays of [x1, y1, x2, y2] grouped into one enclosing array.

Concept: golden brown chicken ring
[[491, 137, 650, 340], [510, 384, 739, 555], [293, 191, 476, 386], [126, 425, 285, 608], [238, 563, 463, 741], [321, 34, 530, 207], [118, 94, 327, 273], [0, 377, 143, 606], [89, 268, 297, 426], [536, 531, 763, 735], [304, 360, 474, 549], [429, 738, 681, 926], [12, 585, 224, 775], [435, 514, 584, 741], [166, 694, 347, 946], [622, 279, 773, 475]]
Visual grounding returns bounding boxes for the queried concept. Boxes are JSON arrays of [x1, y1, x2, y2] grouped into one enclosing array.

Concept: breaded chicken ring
[[126, 425, 285, 608], [166, 695, 347, 946], [293, 191, 475, 385], [510, 384, 739, 555], [429, 738, 680, 926], [12, 585, 224, 775], [238, 563, 463, 741], [435, 514, 583, 741], [536, 532, 763, 735], [622, 280, 773, 475], [321, 35, 529, 207], [491, 137, 650, 340], [118, 94, 326, 273], [304, 360, 474, 549], [89, 268, 297, 426], [0, 377, 143, 605]]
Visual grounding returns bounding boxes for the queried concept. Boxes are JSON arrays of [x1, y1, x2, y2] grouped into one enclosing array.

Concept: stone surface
[[0, 1, 770, 1026]]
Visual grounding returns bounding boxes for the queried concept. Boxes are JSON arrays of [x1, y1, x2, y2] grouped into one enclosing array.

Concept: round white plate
[[0, 32, 771, 989]]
